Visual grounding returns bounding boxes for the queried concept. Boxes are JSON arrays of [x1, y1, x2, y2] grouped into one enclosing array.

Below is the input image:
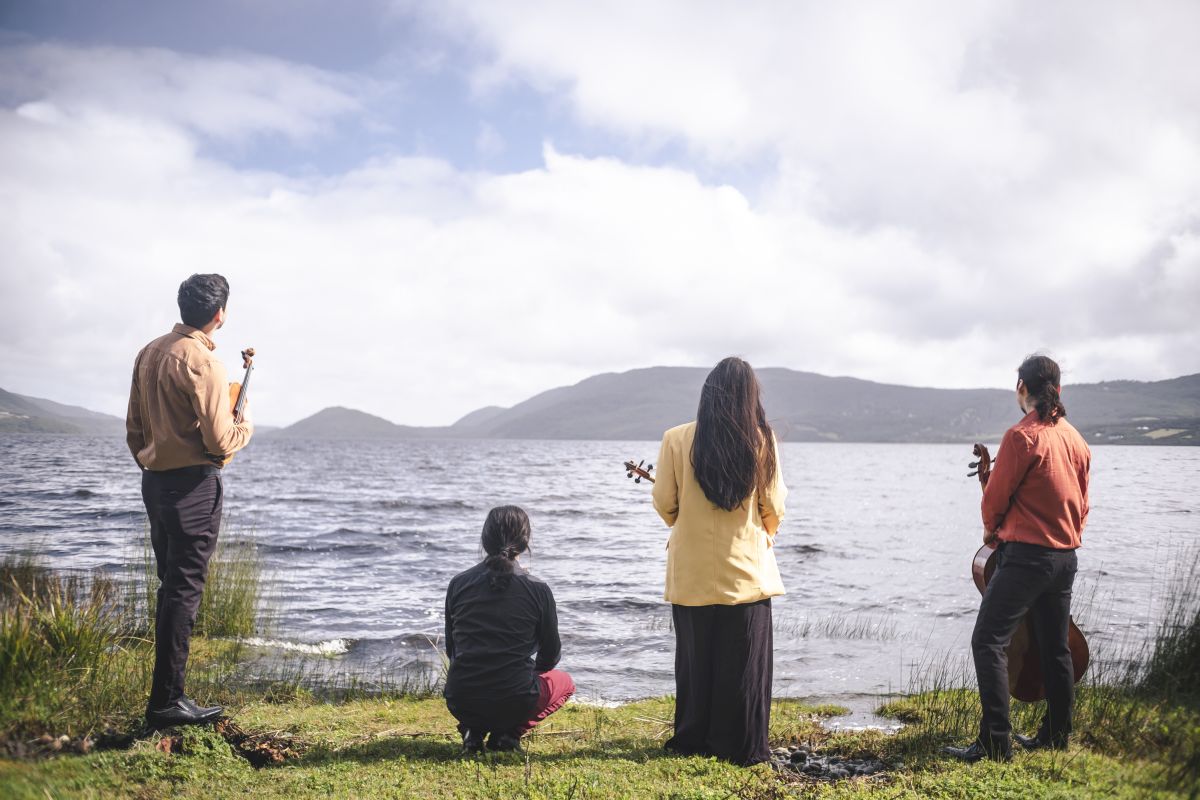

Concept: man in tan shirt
[[126, 273, 253, 728]]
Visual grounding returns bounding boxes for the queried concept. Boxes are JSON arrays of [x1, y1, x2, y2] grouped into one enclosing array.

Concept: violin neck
[[234, 364, 253, 419]]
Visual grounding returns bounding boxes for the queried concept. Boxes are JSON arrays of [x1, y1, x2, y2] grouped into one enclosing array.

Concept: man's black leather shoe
[[487, 731, 522, 752], [942, 740, 1011, 763], [1014, 733, 1068, 752], [461, 729, 485, 754], [145, 697, 223, 728]]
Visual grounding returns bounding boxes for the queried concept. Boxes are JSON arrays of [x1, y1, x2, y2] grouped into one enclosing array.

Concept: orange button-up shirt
[[982, 410, 1090, 550]]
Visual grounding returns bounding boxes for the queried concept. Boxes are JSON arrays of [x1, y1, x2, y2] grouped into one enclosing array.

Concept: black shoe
[[942, 740, 1011, 763], [145, 697, 223, 728], [487, 731, 522, 752], [1014, 733, 1068, 752], [461, 729, 485, 754]]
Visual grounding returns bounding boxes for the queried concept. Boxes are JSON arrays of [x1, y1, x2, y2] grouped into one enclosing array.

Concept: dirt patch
[[770, 745, 900, 784], [2, 726, 134, 759], [214, 718, 306, 767]]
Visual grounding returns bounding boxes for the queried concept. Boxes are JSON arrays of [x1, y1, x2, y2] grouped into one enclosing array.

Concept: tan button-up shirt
[[126, 324, 253, 471], [652, 422, 788, 606]]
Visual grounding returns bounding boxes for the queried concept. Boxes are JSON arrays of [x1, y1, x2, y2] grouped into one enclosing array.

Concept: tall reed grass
[[135, 522, 264, 639], [880, 544, 1200, 792], [0, 524, 266, 739], [0, 554, 147, 737]]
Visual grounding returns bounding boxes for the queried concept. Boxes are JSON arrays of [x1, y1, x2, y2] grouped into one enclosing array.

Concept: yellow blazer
[[652, 422, 787, 606]]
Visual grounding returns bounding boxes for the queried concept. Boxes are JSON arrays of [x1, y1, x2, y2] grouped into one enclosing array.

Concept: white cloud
[[0, 42, 360, 142], [2, 14, 1198, 427], [427, 0, 1200, 364]]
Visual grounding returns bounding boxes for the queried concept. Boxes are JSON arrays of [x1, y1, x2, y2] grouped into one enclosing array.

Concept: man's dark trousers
[[971, 541, 1077, 754], [141, 467, 223, 710]]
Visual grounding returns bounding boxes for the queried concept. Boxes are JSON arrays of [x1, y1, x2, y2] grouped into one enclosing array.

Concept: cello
[[968, 443, 1090, 702]]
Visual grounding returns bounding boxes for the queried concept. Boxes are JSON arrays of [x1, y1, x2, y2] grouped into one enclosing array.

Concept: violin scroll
[[623, 459, 655, 484]]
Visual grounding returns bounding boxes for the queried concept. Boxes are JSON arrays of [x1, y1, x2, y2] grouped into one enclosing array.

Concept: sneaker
[[487, 731, 522, 752], [461, 729, 485, 754], [1014, 732, 1068, 752]]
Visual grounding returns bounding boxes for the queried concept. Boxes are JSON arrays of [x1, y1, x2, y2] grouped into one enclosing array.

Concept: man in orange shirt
[[945, 355, 1090, 763], [127, 274, 254, 728]]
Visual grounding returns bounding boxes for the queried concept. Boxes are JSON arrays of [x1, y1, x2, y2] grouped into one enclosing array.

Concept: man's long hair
[[1018, 354, 1067, 423], [690, 357, 776, 511]]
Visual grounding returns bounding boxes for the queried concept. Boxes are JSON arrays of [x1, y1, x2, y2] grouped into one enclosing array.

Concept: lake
[[1, 434, 1196, 712]]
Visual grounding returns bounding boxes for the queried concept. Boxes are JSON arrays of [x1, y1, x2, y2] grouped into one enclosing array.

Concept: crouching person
[[444, 506, 575, 753]]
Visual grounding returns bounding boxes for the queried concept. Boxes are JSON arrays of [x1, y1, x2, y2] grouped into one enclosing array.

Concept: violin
[[229, 347, 255, 423], [208, 348, 255, 467], [622, 459, 655, 484], [969, 443, 1090, 702]]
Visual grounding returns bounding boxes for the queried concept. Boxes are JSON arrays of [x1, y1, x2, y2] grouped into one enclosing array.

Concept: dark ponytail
[[1018, 354, 1067, 423], [480, 505, 531, 591]]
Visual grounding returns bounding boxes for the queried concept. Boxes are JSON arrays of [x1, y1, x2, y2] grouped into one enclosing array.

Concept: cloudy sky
[[1, 1, 1197, 427]]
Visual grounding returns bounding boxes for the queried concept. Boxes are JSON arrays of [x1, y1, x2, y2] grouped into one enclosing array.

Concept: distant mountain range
[[267, 368, 1200, 445], [5, 368, 1199, 444], [0, 388, 126, 435]]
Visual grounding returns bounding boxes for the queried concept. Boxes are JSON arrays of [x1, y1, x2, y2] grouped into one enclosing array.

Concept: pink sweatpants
[[517, 669, 575, 734]]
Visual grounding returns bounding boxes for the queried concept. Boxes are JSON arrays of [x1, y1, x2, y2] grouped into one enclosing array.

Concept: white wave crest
[[239, 636, 351, 656]]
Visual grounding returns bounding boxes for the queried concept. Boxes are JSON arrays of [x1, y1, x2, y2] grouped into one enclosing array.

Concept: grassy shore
[[1, 540, 1197, 799], [0, 693, 1193, 799]]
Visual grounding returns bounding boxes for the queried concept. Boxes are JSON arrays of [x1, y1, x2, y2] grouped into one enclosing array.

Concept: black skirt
[[666, 598, 773, 766]]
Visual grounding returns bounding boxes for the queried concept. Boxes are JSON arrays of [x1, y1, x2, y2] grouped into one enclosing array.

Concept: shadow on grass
[[296, 734, 676, 768]]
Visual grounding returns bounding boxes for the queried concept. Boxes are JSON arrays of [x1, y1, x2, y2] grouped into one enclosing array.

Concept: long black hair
[[691, 357, 777, 512], [481, 505, 531, 591], [1018, 354, 1067, 422]]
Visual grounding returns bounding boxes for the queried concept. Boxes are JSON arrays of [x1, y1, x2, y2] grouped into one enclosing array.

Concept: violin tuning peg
[[627, 472, 634, 478], [635, 477, 641, 483], [647, 463, 653, 470]]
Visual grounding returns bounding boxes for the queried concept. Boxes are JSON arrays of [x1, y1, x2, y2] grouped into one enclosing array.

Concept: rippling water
[[1, 434, 1196, 706]]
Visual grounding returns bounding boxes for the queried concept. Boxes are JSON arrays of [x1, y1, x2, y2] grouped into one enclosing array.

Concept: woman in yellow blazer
[[651, 357, 787, 766]]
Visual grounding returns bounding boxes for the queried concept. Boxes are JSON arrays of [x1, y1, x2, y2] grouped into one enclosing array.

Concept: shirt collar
[[171, 323, 216, 351]]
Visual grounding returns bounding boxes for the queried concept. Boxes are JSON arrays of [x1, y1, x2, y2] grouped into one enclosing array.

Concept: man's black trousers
[[141, 468, 223, 710], [667, 598, 773, 766], [972, 541, 1077, 753]]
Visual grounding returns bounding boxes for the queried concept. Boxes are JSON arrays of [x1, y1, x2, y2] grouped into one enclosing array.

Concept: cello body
[[972, 542, 1091, 703]]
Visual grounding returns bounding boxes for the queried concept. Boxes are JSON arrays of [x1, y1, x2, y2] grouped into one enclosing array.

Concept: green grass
[[0, 527, 266, 741], [1, 540, 1197, 798], [0, 694, 1191, 799]]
